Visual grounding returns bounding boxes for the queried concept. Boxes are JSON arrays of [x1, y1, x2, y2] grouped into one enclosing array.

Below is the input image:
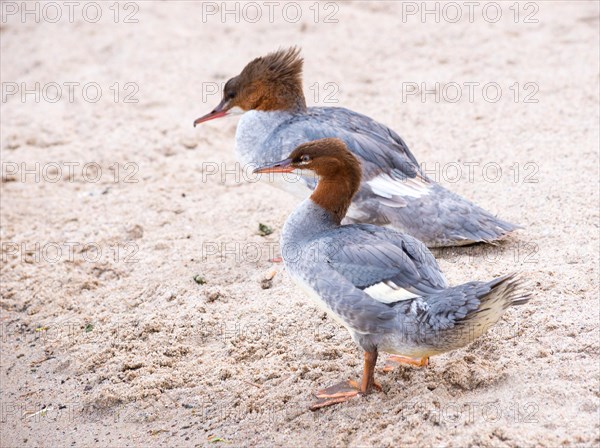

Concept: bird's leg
[[383, 355, 429, 372], [360, 350, 379, 393], [310, 350, 380, 411]]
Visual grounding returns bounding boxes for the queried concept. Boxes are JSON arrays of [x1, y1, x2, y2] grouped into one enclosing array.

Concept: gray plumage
[[282, 198, 530, 356], [237, 108, 518, 247]]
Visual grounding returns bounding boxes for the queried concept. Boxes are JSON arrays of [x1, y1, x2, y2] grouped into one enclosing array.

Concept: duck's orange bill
[[193, 98, 229, 127], [193, 109, 228, 126], [253, 158, 294, 174]]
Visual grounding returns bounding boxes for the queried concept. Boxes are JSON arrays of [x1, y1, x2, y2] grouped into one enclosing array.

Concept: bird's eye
[[300, 154, 310, 163], [227, 91, 235, 100]]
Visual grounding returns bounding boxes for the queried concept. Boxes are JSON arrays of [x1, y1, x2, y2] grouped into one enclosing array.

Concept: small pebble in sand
[[207, 291, 221, 302], [193, 275, 206, 285]]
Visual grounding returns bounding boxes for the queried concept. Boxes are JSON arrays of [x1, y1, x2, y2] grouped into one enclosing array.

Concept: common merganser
[[195, 48, 519, 248], [253, 138, 530, 410]]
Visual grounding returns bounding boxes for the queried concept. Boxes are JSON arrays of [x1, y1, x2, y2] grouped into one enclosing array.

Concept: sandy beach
[[1, 1, 599, 447]]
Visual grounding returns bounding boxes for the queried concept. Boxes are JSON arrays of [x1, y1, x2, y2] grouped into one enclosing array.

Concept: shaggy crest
[[241, 47, 304, 85]]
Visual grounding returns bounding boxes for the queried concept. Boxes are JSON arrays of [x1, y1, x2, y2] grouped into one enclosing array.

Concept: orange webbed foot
[[310, 380, 360, 410], [310, 379, 382, 411], [310, 350, 382, 411], [383, 355, 429, 372]]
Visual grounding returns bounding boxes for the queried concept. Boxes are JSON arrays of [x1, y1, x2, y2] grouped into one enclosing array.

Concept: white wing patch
[[364, 281, 419, 304], [367, 173, 431, 199]]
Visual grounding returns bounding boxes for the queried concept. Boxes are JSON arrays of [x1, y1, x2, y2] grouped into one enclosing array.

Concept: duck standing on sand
[[195, 48, 519, 247], [253, 138, 530, 410]]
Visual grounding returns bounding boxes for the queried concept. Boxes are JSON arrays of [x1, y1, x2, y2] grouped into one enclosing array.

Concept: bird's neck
[[256, 80, 307, 113], [281, 169, 360, 252], [310, 175, 359, 225], [282, 198, 338, 249]]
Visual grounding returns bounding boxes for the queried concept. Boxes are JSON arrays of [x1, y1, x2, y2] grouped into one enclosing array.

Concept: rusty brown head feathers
[[261, 138, 362, 224], [228, 47, 305, 112], [194, 47, 306, 126]]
